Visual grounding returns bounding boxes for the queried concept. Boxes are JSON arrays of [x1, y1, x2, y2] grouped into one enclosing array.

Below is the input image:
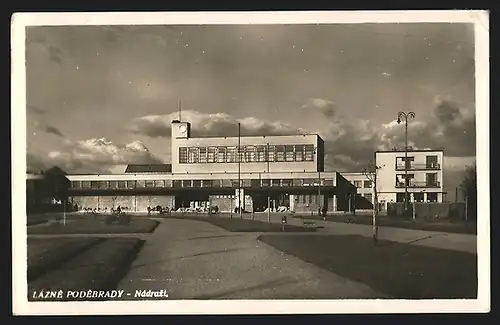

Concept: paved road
[[117, 218, 388, 299], [160, 213, 478, 255], [28, 212, 477, 254]]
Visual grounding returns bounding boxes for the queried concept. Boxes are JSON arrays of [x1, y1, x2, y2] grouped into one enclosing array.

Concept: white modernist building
[[340, 172, 375, 210], [64, 119, 357, 214], [375, 149, 445, 211]]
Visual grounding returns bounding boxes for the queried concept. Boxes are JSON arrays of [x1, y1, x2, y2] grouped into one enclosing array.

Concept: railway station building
[[64, 119, 357, 214]]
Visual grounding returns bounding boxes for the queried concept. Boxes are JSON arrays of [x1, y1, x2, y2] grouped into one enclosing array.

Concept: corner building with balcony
[[66, 120, 357, 214], [375, 149, 445, 211]]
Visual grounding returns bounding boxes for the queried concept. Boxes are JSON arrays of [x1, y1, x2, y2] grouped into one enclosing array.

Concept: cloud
[[48, 45, 63, 64], [126, 95, 475, 174], [301, 98, 337, 118], [128, 110, 305, 138], [25, 30, 64, 65], [381, 71, 391, 77], [34, 95, 474, 176], [27, 153, 49, 173], [32, 138, 163, 174], [29, 118, 66, 138], [27, 105, 45, 115], [378, 97, 475, 157], [44, 125, 64, 138], [307, 95, 475, 171]]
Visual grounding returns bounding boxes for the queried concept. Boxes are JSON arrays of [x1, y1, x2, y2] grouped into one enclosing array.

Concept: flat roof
[[125, 164, 172, 173], [375, 148, 444, 153], [185, 133, 323, 141]]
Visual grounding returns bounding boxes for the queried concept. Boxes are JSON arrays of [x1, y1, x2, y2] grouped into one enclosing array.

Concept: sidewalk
[[117, 218, 388, 299], [189, 212, 477, 254]]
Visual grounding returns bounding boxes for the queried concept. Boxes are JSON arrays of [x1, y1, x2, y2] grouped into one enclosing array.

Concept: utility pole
[[63, 197, 66, 226], [465, 195, 468, 222], [267, 143, 271, 223], [363, 161, 381, 246], [318, 170, 323, 219], [397, 111, 415, 215], [238, 123, 242, 219]]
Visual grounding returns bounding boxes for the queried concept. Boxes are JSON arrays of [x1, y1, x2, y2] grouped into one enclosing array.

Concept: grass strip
[[28, 238, 145, 301], [27, 219, 160, 235], [258, 234, 477, 299], [27, 237, 104, 282]]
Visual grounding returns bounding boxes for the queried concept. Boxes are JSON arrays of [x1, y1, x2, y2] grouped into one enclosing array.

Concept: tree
[[460, 163, 477, 220]]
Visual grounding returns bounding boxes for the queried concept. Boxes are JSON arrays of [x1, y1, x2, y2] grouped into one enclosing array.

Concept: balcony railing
[[395, 163, 441, 171], [395, 181, 441, 188]]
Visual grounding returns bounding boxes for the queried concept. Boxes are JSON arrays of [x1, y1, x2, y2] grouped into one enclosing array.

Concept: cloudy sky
[[25, 22, 476, 198]]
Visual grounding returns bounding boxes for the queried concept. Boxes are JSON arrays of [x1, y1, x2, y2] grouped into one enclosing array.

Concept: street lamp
[[363, 162, 382, 246], [397, 111, 415, 214]]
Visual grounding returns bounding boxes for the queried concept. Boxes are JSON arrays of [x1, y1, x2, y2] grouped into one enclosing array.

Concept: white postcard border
[[11, 10, 490, 315]]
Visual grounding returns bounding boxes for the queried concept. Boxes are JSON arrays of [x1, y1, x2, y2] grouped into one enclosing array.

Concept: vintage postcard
[[11, 10, 490, 315]]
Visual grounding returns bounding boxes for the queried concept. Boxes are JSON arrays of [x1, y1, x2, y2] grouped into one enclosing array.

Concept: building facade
[[26, 167, 71, 213], [64, 120, 357, 214], [341, 172, 374, 210], [375, 149, 445, 211]]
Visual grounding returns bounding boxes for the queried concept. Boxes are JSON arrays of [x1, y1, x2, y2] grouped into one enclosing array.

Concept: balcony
[[395, 163, 441, 171], [395, 181, 441, 188]]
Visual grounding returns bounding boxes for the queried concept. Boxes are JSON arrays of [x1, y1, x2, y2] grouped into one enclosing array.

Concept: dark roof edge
[[375, 149, 444, 153]]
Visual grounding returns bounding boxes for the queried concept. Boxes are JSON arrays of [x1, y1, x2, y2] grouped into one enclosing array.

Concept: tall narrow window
[[207, 147, 216, 163], [188, 147, 199, 163], [426, 173, 438, 186], [267, 145, 275, 162], [276, 145, 285, 162], [246, 146, 256, 162], [256, 145, 266, 162], [285, 145, 294, 162], [426, 155, 438, 169], [179, 147, 188, 164], [304, 145, 315, 161], [294, 145, 304, 161], [226, 146, 236, 163], [217, 146, 226, 163], [199, 147, 207, 163]]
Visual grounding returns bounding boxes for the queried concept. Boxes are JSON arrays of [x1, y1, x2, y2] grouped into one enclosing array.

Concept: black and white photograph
[[11, 11, 489, 315]]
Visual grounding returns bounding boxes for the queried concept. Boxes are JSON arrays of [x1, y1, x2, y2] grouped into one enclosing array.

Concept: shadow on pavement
[[128, 247, 251, 270], [376, 233, 449, 248], [187, 234, 246, 241], [193, 277, 297, 299]]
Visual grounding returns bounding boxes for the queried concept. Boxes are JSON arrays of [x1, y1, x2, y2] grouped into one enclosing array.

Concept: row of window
[[352, 180, 372, 188], [70, 178, 335, 189], [296, 195, 326, 205], [395, 155, 440, 170], [395, 173, 439, 187], [395, 192, 438, 202], [178, 144, 316, 164]]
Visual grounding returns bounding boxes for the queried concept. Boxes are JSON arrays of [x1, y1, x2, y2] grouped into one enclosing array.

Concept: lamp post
[[363, 162, 382, 246], [238, 123, 242, 219], [312, 146, 322, 219], [267, 143, 271, 223], [397, 111, 415, 214]]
